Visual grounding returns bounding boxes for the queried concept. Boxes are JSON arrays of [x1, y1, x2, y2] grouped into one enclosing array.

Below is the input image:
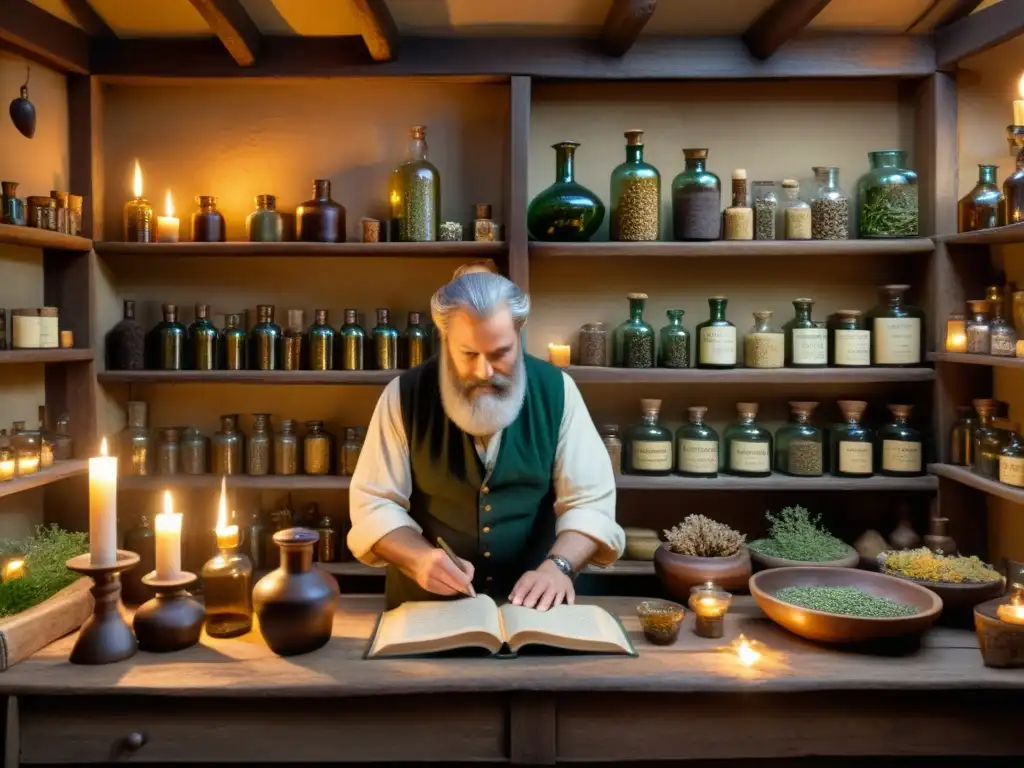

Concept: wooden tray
[[0, 578, 94, 670]]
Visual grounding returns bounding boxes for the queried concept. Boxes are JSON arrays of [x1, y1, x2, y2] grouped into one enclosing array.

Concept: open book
[[365, 595, 636, 659]]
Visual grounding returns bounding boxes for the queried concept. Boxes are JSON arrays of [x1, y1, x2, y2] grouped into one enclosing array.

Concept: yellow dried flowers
[[879, 548, 1001, 584]]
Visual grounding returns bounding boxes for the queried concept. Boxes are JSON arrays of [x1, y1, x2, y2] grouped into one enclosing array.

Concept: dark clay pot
[[653, 545, 751, 599], [252, 527, 340, 656], [132, 589, 205, 653]]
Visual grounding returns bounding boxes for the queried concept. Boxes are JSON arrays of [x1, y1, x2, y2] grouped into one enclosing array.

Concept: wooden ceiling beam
[[0, 0, 89, 73], [61, 0, 115, 39], [906, 0, 983, 35], [351, 0, 400, 62], [600, 0, 658, 57], [187, 0, 261, 67], [742, 0, 832, 61], [936, 0, 1024, 69]]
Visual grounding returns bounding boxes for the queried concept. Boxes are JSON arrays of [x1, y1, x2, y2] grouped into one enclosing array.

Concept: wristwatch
[[545, 554, 575, 578]]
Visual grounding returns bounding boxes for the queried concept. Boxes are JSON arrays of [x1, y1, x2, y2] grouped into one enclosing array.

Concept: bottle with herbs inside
[[958, 164, 1003, 233], [810, 166, 849, 240], [781, 179, 811, 240], [274, 419, 299, 476], [744, 310, 784, 369], [188, 303, 219, 371], [784, 298, 827, 368], [308, 309, 334, 371], [753, 181, 778, 240], [221, 313, 247, 370], [282, 309, 305, 371], [609, 129, 660, 242], [247, 414, 273, 476], [146, 303, 186, 371], [831, 400, 873, 478], [675, 406, 719, 478], [949, 405, 978, 467], [599, 424, 622, 476], [775, 402, 824, 477], [723, 169, 753, 241], [657, 309, 689, 369], [965, 299, 992, 355], [697, 297, 737, 369], [106, 299, 145, 370], [989, 300, 1018, 357], [304, 421, 332, 475], [339, 308, 365, 371], [671, 148, 721, 241], [250, 304, 282, 371], [857, 150, 918, 238], [390, 125, 440, 242], [624, 399, 673, 476], [724, 402, 772, 478], [401, 311, 429, 369], [212, 414, 244, 476], [866, 284, 923, 366], [614, 293, 655, 369], [578, 322, 608, 367], [877, 404, 923, 477], [372, 309, 399, 370], [829, 309, 870, 367]]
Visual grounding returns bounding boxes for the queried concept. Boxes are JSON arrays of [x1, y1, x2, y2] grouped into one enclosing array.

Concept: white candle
[[1014, 73, 1024, 126], [155, 490, 183, 580], [157, 189, 179, 243], [88, 438, 118, 567]]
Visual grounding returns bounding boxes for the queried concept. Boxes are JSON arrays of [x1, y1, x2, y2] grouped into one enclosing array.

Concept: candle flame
[[163, 489, 173, 515], [99, 437, 108, 457], [735, 634, 761, 667], [165, 189, 174, 218], [4, 559, 24, 577], [132, 159, 143, 198], [217, 476, 227, 530]]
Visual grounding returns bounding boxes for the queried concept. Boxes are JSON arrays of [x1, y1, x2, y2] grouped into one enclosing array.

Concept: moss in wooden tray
[[0, 525, 87, 617], [879, 547, 1001, 584]]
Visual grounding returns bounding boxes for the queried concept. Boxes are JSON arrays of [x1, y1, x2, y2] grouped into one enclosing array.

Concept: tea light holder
[[548, 343, 571, 368], [66, 550, 139, 665], [975, 584, 1024, 668], [945, 313, 967, 353], [132, 570, 205, 653], [688, 581, 732, 638]]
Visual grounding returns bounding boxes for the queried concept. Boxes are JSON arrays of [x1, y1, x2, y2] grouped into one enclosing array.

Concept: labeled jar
[[724, 403, 772, 478], [990, 301, 1017, 357], [878, 404, 923, 477], [867, 284, 923, 366], [753, 181, 778, 240], [578, 322, 609, 367], [830, 309, 870, 367], [304, 421, 331, 475], [744, 310, 783, 369], [624, 399, 673, 476], [191, 195, 226, 242], [965, 300, 991, 355], [12, 307, 58, 349], [832, 400, 873, 478], [999, 438, 1024, 488], [781, 179, 811, 240], [697, 297, 737, 369], [784, 298, 827, 368], [676, 406, 719, 478]]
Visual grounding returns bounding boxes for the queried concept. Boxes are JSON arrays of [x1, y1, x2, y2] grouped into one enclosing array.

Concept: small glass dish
[[636, 600, 685, 646]]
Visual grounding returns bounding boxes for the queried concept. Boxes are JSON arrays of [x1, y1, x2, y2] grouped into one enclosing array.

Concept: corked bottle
[[212, 414, 244, 476], [675, 407, 719, 479], [339, 308, 365, 371], [671, 148, 721, 241], [250, 304, 282, 371], [599, 424, 622, 475], [247, 414, 273, 476], [401, 311, 429, 369], [775, 402, 823, 477], [106, 299, 145, 370], [274, 419, 299, 475], [297, 180, 346, 243], [609, 129, 660, 242], [723, 170, 753, 241], [247, 194, 283, 242], [221, 313, 247, 370], [147, 303, 186, 370], [744, 310, 783, 369], [830, 309, 870, 367], [782, 179, 811, 240], [283, 309, 305, 371], [188, 303, 219, 371], [191, 196, 226, 242], [878, 404, 923, 477], [372, 309, 399, 370], [308, 309, 334, 371]]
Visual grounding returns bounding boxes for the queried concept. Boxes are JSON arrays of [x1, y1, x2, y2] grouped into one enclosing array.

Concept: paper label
[[744, 332, 784, 368], [873, 318, 921, 365], [730, 441, 770, 473], [791, 328, 827, 365], [991, 333, 1016, 357], [38, 316, 59, 348], [699, 326, 737, 366], [11, 315, 40, 348], [679, 439, 718, 474], [882, 440, 922, 473], [632, 440, 672, 471], [999, 456, 1024, 487], [834, 329, 871, 366], [838, 441, 872, 474]]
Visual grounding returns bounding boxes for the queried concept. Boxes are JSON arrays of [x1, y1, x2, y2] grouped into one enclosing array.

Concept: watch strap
[[546, 554, 575, 577]]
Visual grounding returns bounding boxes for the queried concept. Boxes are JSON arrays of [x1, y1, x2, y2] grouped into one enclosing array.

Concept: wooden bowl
[[749, 567, 943, 644], [654, 545, 751, 599], [748, 541, 860, 570], [887, 575, 1005, 611]]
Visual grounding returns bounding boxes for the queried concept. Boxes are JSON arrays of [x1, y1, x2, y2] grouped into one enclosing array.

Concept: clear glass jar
[[578, 322, 608, 367], [965, 300, 991, 355], [775, 402, 823, 477], [753, 181, 778, 240], [624, 399, 673, 476], [697, 297, 737, 369], [246, 194, 284, 242], [810, 166, 849, 240], [156, 427, 180, 475], [949, 405, 978, 467], [191, 195, 225, 242], [657, 309, 690, 369], [609, 129, 660, 242], [867, 284, 924, 366], [247, 414, 273, 476], [877, 404, 923, 477], [340, 427, 364, 476], [614, 293, 655, 368], [274, 419, 299, 476], [724, 402, 772, 478], [832, 400, 873, 478], [744, 310, 784, 369], [784, 298, 827, 368], [781, 179, 811, 240], [119, 400, 153, 476], [830, 309, 870, 367], [212, 414, 244, 476], [304, 420, 331, 475], [675, 406, 719, 478], [857, 150, 918, 238], [990, 301, 1018, 357], [180, 427, 208, 475], [11, 421, 39, 476], [599, 424, 622, 475], [671, 148, 721, 241], [723, 170, 753, 241]]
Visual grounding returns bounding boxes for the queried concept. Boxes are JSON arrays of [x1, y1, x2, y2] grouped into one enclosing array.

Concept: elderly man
[[348, 271, 624, 610]]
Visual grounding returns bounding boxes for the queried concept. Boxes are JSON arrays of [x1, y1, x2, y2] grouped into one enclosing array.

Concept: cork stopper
[[736, 402, 759, 418], [627, 292, 649, 300], [838, 400, 867, 421], [688, 406, 708, 422], [344, 308, 358, 324], [127, 400, 148, 428], [624, 129, 644, 146], [162, 303, 177, 321], [888, 404, 914, 420], [196, 195, 217, 207], [753, 310, 773, 321], [280, 418, 295, 433], [732, 169, 747, 180], [683, 148, 708, 160], [789, 401, 819, 419], [793, 297, 814, 306], [409, 125, 426, 140], [273, 527, 320, 547], [640, 398, 662, 415], [315, 309, 328, 325], [376, 308, 390, 324], [781, 178, 799, 189], [256, 194, 276, 209], [968, 299, 991, 314], [409, 311, 421, 325], [195, 303, 210, 320], [474, 204, 492, 220], [226, 313, 241, 329], [837, 309, 862, 319], [220, 414, 237, 431], [160, 427, 180, 443], [972, 398, 996, 417], [287, 309, 305, 332]]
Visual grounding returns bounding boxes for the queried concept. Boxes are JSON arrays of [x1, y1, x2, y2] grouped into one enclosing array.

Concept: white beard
[[439, 346, 527, 437]]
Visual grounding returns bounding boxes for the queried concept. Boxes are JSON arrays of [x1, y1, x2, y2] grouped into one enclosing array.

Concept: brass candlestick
[[132, 571, 205, 653], [65, 550, 140, 665]]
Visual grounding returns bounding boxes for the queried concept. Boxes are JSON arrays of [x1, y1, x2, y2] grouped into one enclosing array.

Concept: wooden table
[[2, 596, 1023, 765]]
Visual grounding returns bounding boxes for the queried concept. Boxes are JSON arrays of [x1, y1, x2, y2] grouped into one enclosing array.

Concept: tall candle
[[1014, 73, 1024, 126], [155, 490, 183, 580], [215, 476, 239, 549], [157, 189, 179, 243], [88, 437, 118, 567]]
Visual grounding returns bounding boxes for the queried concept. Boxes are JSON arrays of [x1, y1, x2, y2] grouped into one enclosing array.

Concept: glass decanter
[[623, 399, 673, 476], [614, 293, 655, 368], [610, 129, 660, 242], [528, 141, 605, 242], [657, 309, 690, 369], [775, 401, 823, 477], [676, 406, 719, 478], [696, 296, 737, 369], [877, 404, 923, 477], [390, 125, 441, 242], [784, 298, 826, 368], [724, 402, 772, 478]]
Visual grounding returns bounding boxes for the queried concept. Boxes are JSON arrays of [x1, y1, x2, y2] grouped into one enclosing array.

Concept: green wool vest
[[388, 354, 565, 608]]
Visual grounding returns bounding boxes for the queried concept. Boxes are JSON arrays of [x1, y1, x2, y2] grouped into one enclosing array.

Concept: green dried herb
[[0, 525, 88, 617], [860, 186, 918, 237], [774, 586, 916, 618], [749, 505, 849, 562]]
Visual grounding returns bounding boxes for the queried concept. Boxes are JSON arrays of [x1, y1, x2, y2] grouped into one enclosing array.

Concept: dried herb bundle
[[749, 505, 849, 562], [879, 547, 1000, 584], [664, 514, 746, 557], [860, 186, 918, 237], [0, 525, 87, 617]]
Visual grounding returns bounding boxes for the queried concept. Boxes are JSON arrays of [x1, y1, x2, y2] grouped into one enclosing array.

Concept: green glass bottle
[[657, 309, 690, 368], [973, 399, 1004, 479], [623, 398, 673, 476], [246, 194, 283, 242], [866, 284, 924, 367], [401, 311, 429, 369], [527, 141, 605, 242], [614, 293, 655, 368], [857, 149, 918, 238], [724, 402, 772, 478], [610, 129, 660, 242], [339, 308, 365, 371], [389, 125, 440, 242], [307, 309, 334, 371], [250, 304, 282, 371], [672, 148, 721, 241], [696, 297, 737, 369], [784, 298, 827, 368], [675, 406, 718, 478], [187, 302, 219, 371], [221, 313, 247, 370], [372, 308, 399, 371], [877, 404, 923, 477], [1003, 141, 1024, 225], [832, 400, 874, 478], [775, 401, 824, 477], [958, 164, 1002, 233], [146, 303, 186, 370]]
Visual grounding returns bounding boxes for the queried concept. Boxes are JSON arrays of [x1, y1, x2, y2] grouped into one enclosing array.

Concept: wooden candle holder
[[974, 597, 1024, 668]]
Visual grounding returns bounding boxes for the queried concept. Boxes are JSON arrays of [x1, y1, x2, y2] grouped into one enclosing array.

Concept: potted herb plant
[[654, 514, 750, 598], [748, 505, 859, 569]]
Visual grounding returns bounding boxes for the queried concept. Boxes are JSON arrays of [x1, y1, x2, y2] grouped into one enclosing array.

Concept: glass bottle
[[390, 126, 441, 242], [119, 401, 153, 476], [304, 420, 331, 475], [274, 419, 299, 475], [609, 129, 660, 242], [965, 299, 992, 354], [950, 405, 978, 467], [877, 404, 923, 477], [34, 406, 53, 470], [784, 298, 827, 368], [297, 179, 346, 243], [339, 308, 365, 371], [623, 399, 673, 477], [830, 309, 870, 367], [201, 525, 253, 638], [723, 169, 753, 241], [10, 421, 38, 476], [958, 164, 1002, 232], [246, 194, 284, 242], [527, 141, 604, 242], [473, 204, 498, 242], [782, 178, 811, 240], [250, 304, 282, 371], [53, 412, 72, 461], [372, 308, 399, 370], [106, 299, 145, 370], [1, 180, 25, 225], [247, 414, 273, 476], [283, 309, 305, 371], [744, 310, 784, 369], [578, 322, 608, 367], [810, 166, 849, 240], [191, 195, 226, 242], [121, 513, 155, 606], [999, 436, 1024, 488], [990, 301, 1018, 357], [1002, 139, 1024, 226], [867, 284, 924, 366], [614, 293, 655, 369], [188, 303, 219, 371], [146, 303, 186, 370], [156, 427, 180, 475], [753, 180, 778, 240], [857, 150, 918, 238], [400, 311, 429, 369], [832, 400, 873, 478], [657, 309, 690, 369], [973, 400, 1006, 479], [221, 313, 247, 371], [599, 424, 622, 475], [696, 297, 737, 369], [308, 309, 334, 371], [180, 427, 208, 474], [672, 148, 721, 241], [340, 427, 364, 476], [212, 414, 244, 476], [675, 406, 719, 478], [724, 402, 772, 478], [775, 402, 824, 477]]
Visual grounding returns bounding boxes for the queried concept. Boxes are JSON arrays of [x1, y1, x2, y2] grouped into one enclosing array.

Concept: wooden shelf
[[93, 241, 506, 258], [565, 365, 935, 384], [0, 349, 93, 364], [316, 560, 655, 578], [928, 352, 1024, 370], [119, 474, 352, 491], [928, 463, 1024, 505], [0, 460, 89, 499], [0, 223, 92, 252], [98, 370, 401, 385], [616, 473, 938, 492], [529, 239, 936, 259], [933, 223, 1024, 246]]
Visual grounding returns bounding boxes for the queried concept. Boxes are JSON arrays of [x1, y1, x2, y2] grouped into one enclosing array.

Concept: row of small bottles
[[957, 156, 1024, 233], [602, 399, 924, 479], [119, 402, 365, 477], [949, 399, 1024, 489], [0, 407, 74, 480], [581, 286, 924, 369], [956, 284, 1020, 357], [107, 300, 434, 372]]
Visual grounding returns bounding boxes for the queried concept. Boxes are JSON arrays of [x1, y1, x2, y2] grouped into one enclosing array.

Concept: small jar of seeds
[[782, 179, 811, 239], [609, 129, 661, 242], [578, 322, 609, 366], [811, 166, 849, 240], [753, 181, 778, 240]]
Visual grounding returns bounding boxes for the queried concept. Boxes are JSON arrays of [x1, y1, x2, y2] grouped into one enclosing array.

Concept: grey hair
[[430, 272, 530, 338]]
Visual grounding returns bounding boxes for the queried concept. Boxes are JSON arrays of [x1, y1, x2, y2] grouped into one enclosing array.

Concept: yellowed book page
[[368, 595, 504, 658], [499, 603, 631, 654]]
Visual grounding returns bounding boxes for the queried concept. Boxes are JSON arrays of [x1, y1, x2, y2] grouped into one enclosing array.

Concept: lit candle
[[0, 452, 13, 481], [1014, 73, 1024, 126], [154, 490, 183, 580], [733, 634, 761, 667], [157, 189, 179, 243], [88, 437, 118, 567], [997, 583, 1024, 625], [215, 476, 239, 550], [2, 557, 25, 583], [688, 581, 732, 638], [16, 454, 39, 476], [123, 159, 153, 243], [548, 343, 571, 368], [1017, 340, 1024, 358], [945, 313, 967, 353]]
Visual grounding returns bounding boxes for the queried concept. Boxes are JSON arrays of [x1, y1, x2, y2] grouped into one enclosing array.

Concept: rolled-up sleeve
[[347, 379, 423, 566], [552, 374, 625, 566]]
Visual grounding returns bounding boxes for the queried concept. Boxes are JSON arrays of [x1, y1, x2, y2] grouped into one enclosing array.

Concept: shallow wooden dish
[[749, 567, 943, 644], [748, 541, 860, 570]]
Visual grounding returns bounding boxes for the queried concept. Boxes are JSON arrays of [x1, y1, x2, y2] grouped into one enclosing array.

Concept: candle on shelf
[[1014, 73, 1024, 126], [945, 313, 967, 353], [0, 451, 13, 482], [1017, 340, 1024, 358], [733, 634, 762, 667], [688, 581, 732, 638], [215, 476, 239, 549], [997, 583, 1024, 625], [2, 557, 25, 583], [156, 189, 180, 243], [123, 159, 153, 243], [88, 437, 118, 567], [154, 489, 183, 580], [548, 343, 571, 368], [16, 454, 39, 476]]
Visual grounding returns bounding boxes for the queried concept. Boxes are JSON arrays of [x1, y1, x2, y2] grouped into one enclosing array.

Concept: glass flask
[[212, 414, 244, 476], [274, 419, 300, 476], [283, 309, 305, 371], [696, 297, 737, 369], [609, 129, 660, 242], [297, 179, 346, 243], [146, 303, 186, 371], [528, 141, 605, 242], [866, 284, 924, 366], [247, 414, 273, 476], [614, 293, 655, 369], [221, 313, 247, 370], [401, 311, 429, 369], [831, 400, 873, 478], [340, 427, 366, 477], [390, 126, 440, 242], [753, 180, 778, 240], [180, 427, 208, 475], [744, 310, 784, 369], [657, 309, 690, 368], [671, 148, 721, 241], [957, 164, 1002, 233], [965, 299, 992, 355], [191, 195, 226, 242], [53, 412, 72, 461], [250, 304, 282, 371], [675, 406, 719, 478], [724, 402, 772, 478], [372, 308, 399, 370], [784, 298, 827, 368], [973, 399, 1004, 479], [623, 399, 673, 477], [775, 401, 824, 477], [304, 420, 331, 475], [857, 150, 918, 238], [999, 437, 1024, 488], [810, 166, 849, 240], [599, 424, 622, 476], [308, 309, 334, 371], [990, 301, 1018, 357], [723, 169, 753, 241], [201, 525, 253, 638], [781, 179, 811, 240], [156, 427, 180, 475], [339, 308, 365, 371], [877, 404, 923, 477], [119, 400, 153, 476]]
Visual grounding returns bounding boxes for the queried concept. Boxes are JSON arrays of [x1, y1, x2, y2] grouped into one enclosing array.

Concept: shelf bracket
[[600, 0, 658, 57], [187, 0, 261, 67], [742, 0, 832, 61], [351, 0, 400, 63]]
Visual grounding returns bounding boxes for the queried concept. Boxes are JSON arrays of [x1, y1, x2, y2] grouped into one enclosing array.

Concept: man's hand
[[509, 559, 575, 611], [412, 548, 476, 597]]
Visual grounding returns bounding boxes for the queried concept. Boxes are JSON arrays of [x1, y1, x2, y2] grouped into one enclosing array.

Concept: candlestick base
[[133, 571, 205, 653], [65, 550, 140, 665]]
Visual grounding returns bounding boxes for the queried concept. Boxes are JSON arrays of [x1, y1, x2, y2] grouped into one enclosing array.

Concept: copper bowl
[[654, 545, 751, 598], [750, 567, 943, 644]]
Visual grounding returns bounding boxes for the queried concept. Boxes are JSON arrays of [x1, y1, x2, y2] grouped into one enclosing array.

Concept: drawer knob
[[124, 732, 148, 751]]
